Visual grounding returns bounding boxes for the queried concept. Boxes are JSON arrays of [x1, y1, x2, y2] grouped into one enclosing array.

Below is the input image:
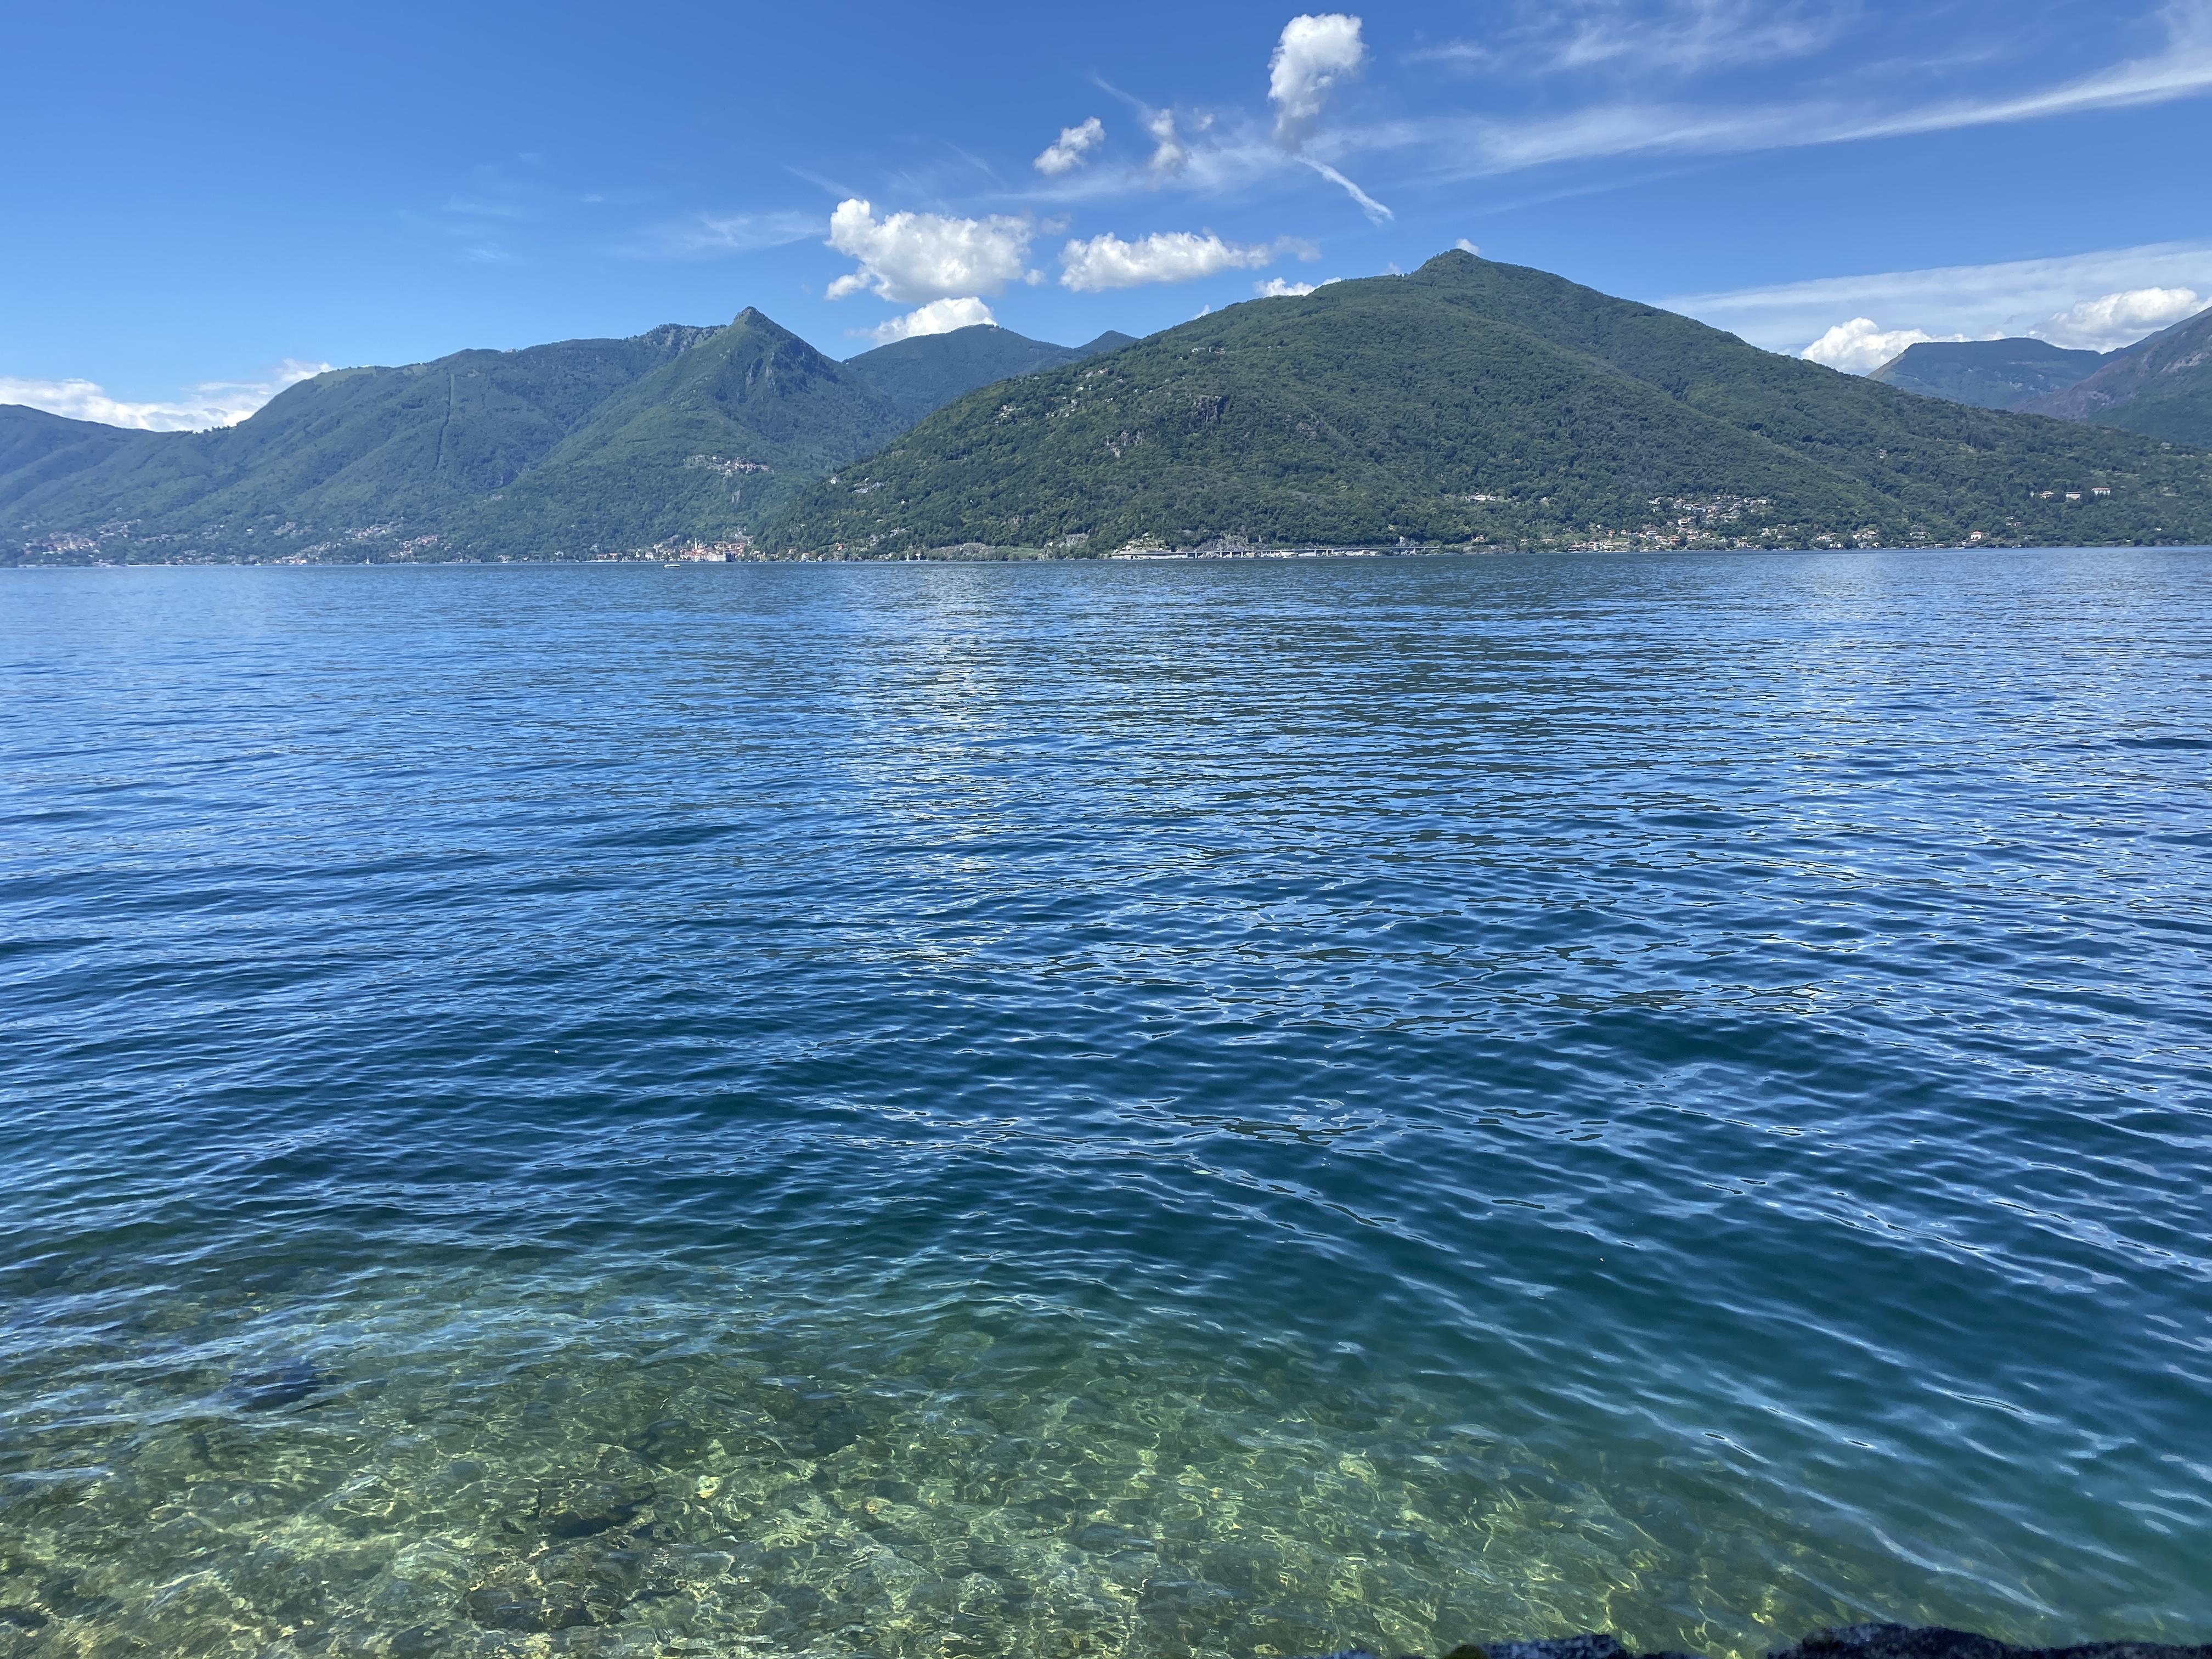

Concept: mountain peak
[[842, 323, 1132, 426], [764, 258, 2211, 556], [1416, 248, 1484, 278], [2023, 303, 2212, 439]]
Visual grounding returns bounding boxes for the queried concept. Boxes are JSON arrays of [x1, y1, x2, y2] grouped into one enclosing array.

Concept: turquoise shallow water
[[1, 551, 2208, 1659]]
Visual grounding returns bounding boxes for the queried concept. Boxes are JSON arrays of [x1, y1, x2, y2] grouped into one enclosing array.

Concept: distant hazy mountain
[[1870, 338, 2107, 410], [2022, 305, 2212, 445], [765, 250, 2212, 556], [1, 318, 1130, 563], [844, 325, 1135, 427]]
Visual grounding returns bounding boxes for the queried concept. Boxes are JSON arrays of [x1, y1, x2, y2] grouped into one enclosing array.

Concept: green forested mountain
[[436, 310, 905, 558], [0, 405, 161, 515], [843, 325, 1135, 427], [1870, 338, 2106, 410], [10, 257, 2208, 565], [0, 317, 1120, 563], [453, 316, 1146, 557], [2023, 306, 2212, 445], [0, 326, 716, 560], [764, 251, 2212, 556]]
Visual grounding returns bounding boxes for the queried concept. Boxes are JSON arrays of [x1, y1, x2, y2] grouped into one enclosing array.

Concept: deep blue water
[[1, 551, 2207, 1659]]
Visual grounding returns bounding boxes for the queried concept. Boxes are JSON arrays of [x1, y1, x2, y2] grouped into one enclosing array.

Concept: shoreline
[[1302, 1626, 2212, 1659], [5, 540, 2211, 570]]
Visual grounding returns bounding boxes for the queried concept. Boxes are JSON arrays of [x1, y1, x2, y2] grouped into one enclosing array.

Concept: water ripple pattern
[[1, 552, 2207, 1659]]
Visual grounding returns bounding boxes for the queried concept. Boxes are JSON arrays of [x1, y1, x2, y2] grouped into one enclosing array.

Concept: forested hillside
[[765, 251, 2212, 556]]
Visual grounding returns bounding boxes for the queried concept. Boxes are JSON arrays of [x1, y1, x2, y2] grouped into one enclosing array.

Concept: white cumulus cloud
[[0, 360, 331, 431], [1801, 318, 1969, 375], [1256, 278, 1319, 297], [865, 297, 998, 345], [825, 199, 1036, 304], [1270, 13, 1367, 146], [1035, 117, 1106, 176], [2039, 286, 2205, 351], [1262, 16, 1390, 218], [1060, 231, 1311, 292]]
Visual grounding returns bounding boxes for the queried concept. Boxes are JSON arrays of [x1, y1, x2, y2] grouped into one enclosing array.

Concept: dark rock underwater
[[1308, 1627, 2212, 1659]]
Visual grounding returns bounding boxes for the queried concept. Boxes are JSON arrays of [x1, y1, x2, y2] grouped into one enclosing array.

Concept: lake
[[2, 551, 2207, 1658]]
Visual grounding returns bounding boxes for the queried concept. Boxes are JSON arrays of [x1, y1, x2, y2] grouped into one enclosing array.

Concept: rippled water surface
[[2, 552, 2208, 1659]]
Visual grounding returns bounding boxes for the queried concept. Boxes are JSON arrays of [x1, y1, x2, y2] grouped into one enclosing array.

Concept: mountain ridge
[[1, 317, 1127, 563], [763, 250, 2212, 556], [1866, 311, 2212, 445], [1870, 338, 2108, 411], [2022, 305, 2212, 444], [432, 308, 907, 558], [0, 405, 159, 515], [842, 325, 1133, 427], [10, 256, 2210, 564]]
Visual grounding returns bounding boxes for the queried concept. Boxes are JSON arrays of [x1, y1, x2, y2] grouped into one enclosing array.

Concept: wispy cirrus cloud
[[1026, 1, 2209, 220], [614, 210, 823, 259], [776, 3, 2212, 327], [1299, 157, 1391, 221], [1418, 0, 1853, 78], [1, 361, 331, 432], [1353, 0, 2212, 179], [444, 193, 537, 221], [1666, 239, 2212, 356], [1027, 31, 1391, 224]]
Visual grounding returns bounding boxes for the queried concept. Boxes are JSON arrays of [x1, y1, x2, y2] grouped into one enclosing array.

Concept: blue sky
[[5, 0, 2209, 428]]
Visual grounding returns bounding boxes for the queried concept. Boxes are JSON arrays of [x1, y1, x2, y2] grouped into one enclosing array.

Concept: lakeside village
[[10, 488, 2130, 567]]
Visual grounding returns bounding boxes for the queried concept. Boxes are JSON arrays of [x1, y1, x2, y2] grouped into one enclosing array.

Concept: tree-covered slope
[[0, 405, 162, 515], [0, 327, 715, 559], [1870, 338, 2106, 410], [439, 309, 909, 557], [765, 252, 2212, 556], [2024, 306, 2212, 446], [1393, 255, 2208, 535], [2, 314, 1139, 563], [843, 325, 1135, 427], [2085, 366, 2212, 448]]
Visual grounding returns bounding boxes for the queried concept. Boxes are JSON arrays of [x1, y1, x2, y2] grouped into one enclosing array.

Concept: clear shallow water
[[1, 551, 2208, 1659]]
